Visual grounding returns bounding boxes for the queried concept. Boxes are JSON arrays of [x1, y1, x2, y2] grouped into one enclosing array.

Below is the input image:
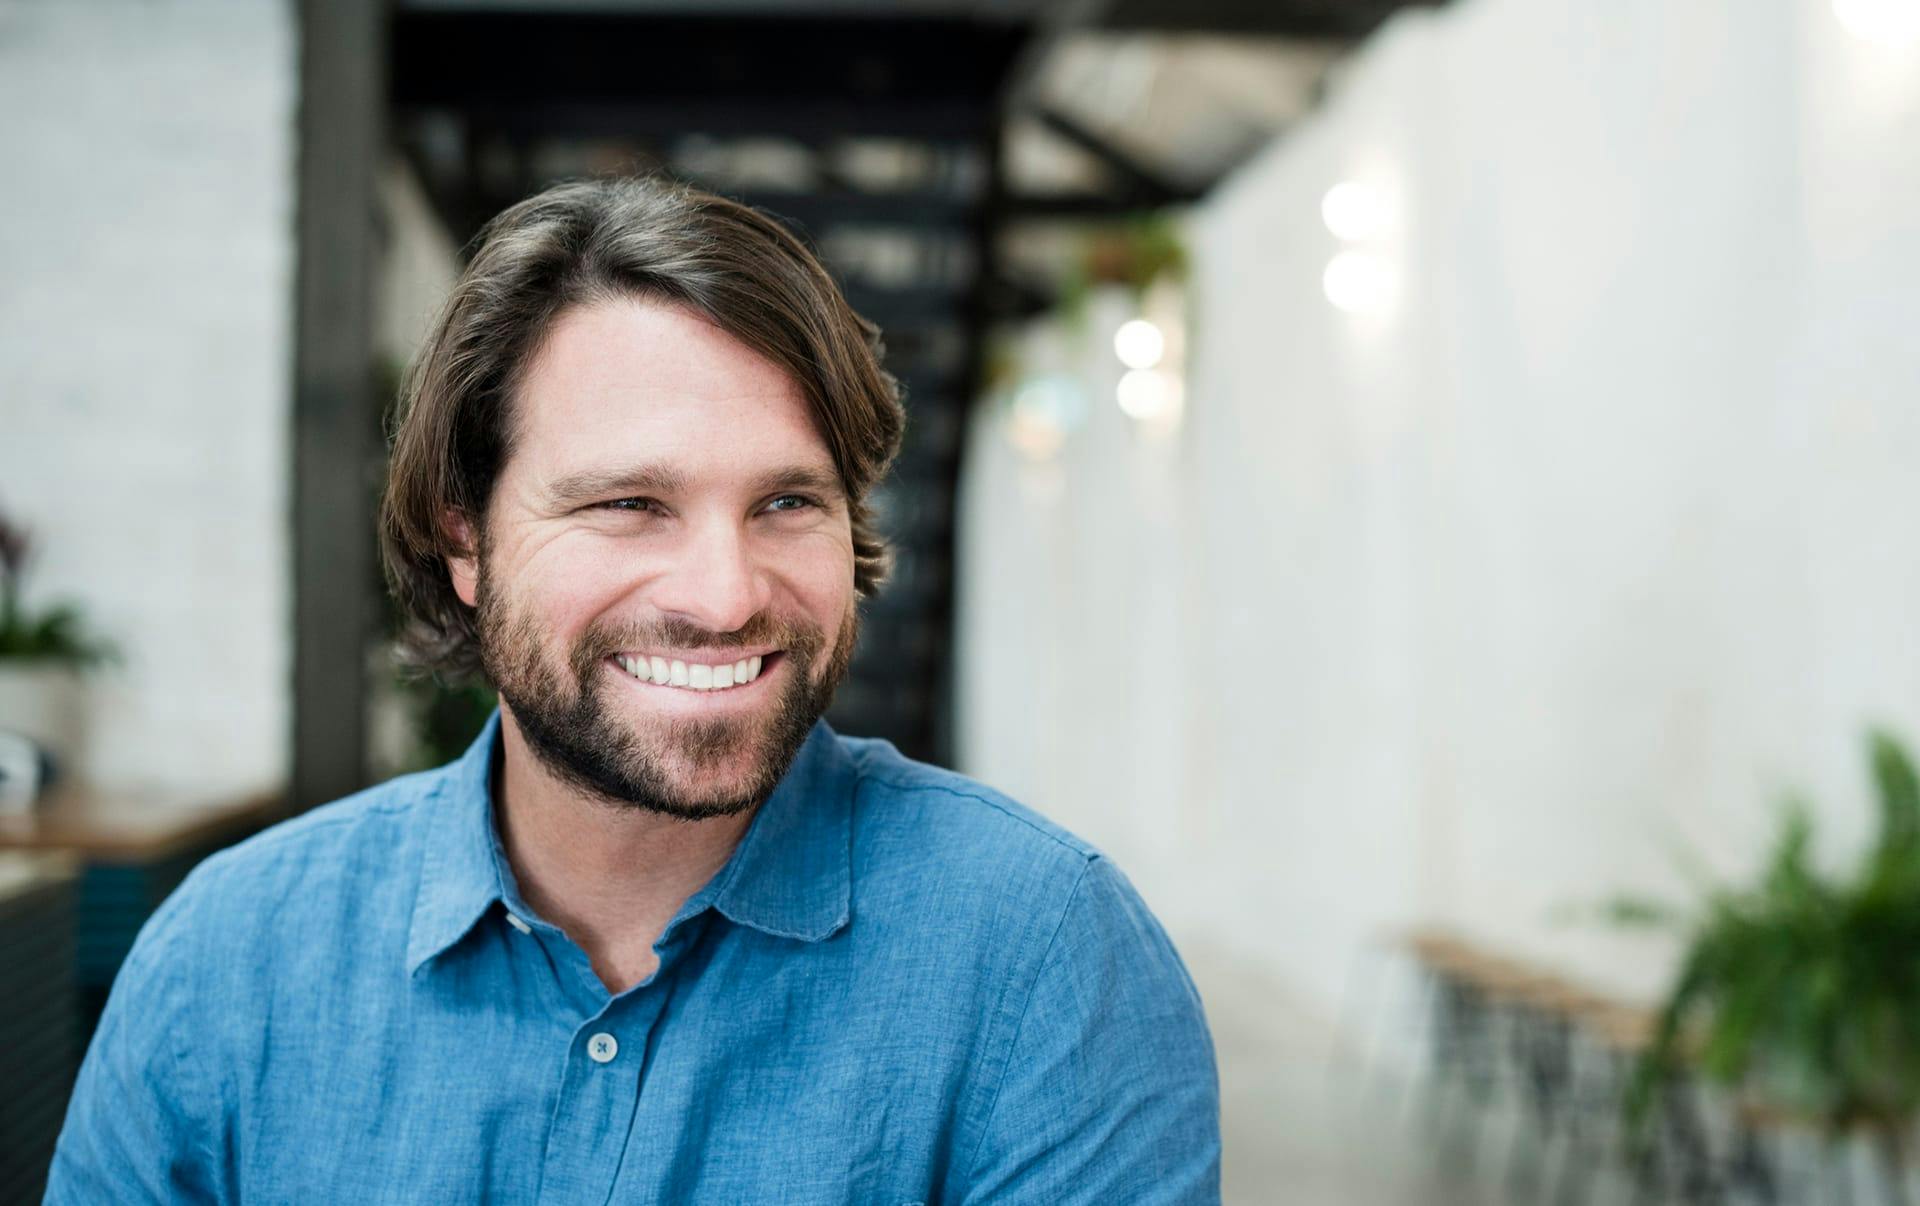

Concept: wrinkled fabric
[[48, 712, 1220, 1204]]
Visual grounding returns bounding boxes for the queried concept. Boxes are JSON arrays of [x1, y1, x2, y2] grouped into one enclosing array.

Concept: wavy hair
[[379, 175, 906, 680]]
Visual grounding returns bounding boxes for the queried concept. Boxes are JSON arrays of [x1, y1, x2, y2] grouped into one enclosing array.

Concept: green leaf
[[0, 598, 117, 666], [1614, 729, 1920, 1138], [1592, 895, 1686, 929], [1868, 730, 1920, 887]]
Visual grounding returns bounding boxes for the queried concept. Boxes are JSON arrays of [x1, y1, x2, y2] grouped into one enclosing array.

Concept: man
[[47, 176, 1220, 1203]]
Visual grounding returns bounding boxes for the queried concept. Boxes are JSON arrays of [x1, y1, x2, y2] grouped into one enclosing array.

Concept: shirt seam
[[204, 787, 432, 870], [956, 853, 1098, 1187], [854, 770, 1097, 859], [153, 886, 224, 1200]]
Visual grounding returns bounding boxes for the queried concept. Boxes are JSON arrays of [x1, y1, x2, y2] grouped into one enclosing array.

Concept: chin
[[620, 723, 784, 812], [653, 753, 762, 804]]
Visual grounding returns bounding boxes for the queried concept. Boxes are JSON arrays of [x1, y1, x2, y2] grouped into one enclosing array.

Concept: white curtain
[[956, 0, 1920, 1022]]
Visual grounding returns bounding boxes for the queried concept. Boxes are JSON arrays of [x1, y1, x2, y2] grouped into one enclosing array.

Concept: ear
[[442, 508, 481, 608]]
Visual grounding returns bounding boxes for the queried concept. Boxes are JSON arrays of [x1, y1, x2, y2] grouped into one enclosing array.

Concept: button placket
[[537, 993, 667, 1204]]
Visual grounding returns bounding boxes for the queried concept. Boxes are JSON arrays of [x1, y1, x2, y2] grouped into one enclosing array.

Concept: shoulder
[[830, 739, 1219, 1196], [834, 734, 1166, 982], [840, 736, 1108, 922], [136, 767, 447, 971], [190, 767, 439, 889], [840, 734, 1102, 867]]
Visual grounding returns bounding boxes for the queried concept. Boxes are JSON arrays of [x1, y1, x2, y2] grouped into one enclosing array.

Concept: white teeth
[[618, 653, 777, 690]]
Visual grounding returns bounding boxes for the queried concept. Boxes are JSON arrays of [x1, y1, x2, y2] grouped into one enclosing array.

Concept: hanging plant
[[0, 509, 115, 667], [1055, 212, 1190, 333]]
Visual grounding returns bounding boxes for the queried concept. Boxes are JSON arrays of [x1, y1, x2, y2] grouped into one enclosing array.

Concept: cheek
[[779, 535, 856, 619], [517, 541, 641, 631], [793, 579, 854, 636], [515, 525, 854, 631]]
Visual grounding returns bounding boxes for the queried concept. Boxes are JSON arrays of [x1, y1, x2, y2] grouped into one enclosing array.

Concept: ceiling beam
[[1028, 105, 1201, 206], [998, 0, 1113, 115], [1101, 0, 1441, 37]]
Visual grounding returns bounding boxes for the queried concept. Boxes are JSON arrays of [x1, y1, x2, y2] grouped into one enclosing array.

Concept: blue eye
[[766, 495, 818, 513], [600, 498, 660, 513]]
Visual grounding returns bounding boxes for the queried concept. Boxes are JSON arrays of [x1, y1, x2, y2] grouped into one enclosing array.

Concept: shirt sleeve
[[44, 874, 228, 1204], [956, 856, 1222, 1204]]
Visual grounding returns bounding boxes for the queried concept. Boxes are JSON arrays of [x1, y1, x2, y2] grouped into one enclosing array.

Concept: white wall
[[0, 0, 295, 793], [957, 0, 1920, 1023], [376, 158, 462, 370]]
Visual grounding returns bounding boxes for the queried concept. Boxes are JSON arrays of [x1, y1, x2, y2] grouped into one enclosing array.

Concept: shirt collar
[[407, 709, 854, 976], [703, 719, 855, 942], [406, 710, 510, 975]]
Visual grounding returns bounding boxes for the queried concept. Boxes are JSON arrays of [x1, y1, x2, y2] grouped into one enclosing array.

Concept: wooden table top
[[0, 849, 79, 903], [0, 783, 281, 864]]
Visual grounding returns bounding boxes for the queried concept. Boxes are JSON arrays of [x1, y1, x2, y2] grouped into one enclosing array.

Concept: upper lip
[[613, 648, 780, 663]]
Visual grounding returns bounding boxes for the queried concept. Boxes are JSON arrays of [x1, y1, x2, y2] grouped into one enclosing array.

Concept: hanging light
[[1116, 369, 1182, 422], [1834, 0, 1920, 45], [1006, 373, 1086, 460], [1113, 318, 1165, 370], [1321, 181, 1392, 242], [1322, 250, 1396, 315]]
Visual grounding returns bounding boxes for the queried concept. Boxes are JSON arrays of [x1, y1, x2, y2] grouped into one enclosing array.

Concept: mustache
[[573, 612, 826, 665]]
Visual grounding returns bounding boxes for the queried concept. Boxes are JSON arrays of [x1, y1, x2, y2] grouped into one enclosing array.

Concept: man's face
[[447, 296, 859, 820]]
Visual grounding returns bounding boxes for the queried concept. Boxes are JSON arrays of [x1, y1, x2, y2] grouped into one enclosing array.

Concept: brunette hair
[[379, 175, 906, 680]]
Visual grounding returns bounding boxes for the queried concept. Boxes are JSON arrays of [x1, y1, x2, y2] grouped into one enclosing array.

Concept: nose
[[649, 516, 771, 635]]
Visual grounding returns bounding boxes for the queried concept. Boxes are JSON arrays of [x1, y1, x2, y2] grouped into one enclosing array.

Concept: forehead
[[507, 296, 835, 483]]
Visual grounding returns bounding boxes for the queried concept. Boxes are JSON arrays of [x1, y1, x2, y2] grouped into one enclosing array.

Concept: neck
[[491, 706, 756, 989]]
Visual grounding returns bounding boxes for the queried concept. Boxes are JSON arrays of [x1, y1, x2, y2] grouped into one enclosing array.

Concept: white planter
[[0, 661, 88, 780]]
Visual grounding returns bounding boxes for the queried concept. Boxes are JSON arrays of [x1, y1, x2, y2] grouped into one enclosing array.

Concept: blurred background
[[6, 0, 1920, 1201]]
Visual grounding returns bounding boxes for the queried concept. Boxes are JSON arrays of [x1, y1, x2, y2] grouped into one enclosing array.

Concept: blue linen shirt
[[47, 713, 1220, 1203]]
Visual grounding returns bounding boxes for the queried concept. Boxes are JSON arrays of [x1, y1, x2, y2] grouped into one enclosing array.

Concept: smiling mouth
[[608, 651, 781, 692]]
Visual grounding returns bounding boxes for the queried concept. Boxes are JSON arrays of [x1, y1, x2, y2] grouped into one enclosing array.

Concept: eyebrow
[[543, 463, 847, 508]]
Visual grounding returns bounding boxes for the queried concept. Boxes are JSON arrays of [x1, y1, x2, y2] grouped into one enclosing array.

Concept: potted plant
[[0, 509, 114, 797], [1614, 730, 1920, 1201]]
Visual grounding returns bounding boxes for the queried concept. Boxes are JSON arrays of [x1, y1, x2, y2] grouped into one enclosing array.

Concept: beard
[[472, 554, 858, 822]]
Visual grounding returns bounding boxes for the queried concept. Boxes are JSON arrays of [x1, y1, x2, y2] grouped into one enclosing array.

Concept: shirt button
[[587, 1032, 619, 1064], [504, 912, 532, 935]]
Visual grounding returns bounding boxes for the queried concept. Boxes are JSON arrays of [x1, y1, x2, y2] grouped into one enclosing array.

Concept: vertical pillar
[[290, 0, 384, 813]]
